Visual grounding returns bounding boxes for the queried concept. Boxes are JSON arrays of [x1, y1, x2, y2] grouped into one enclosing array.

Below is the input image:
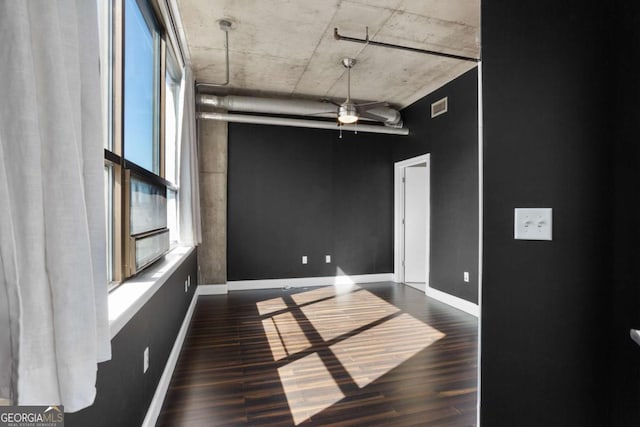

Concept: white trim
[[394, 154, 431, 169], [141, 289, 199, 427], [476, 61, 484, 427], [394, 165, 403, 283], [227, 273, 394, 291], [425, 286, 479, 317], [108, 246, 195, 339], [155, 0, 184, 69], [165, 0, 192, 67], [197, 283, 229, 295], [393, 154, 431, 285]]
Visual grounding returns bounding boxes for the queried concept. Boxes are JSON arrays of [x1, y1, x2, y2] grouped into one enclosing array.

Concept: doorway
[[394, 154, 430, 290], [394, 152, 480, 317]]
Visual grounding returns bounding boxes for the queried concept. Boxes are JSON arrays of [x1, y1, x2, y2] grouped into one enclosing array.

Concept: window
[[100, 0, 184, 287], [123, 0, 161, 174], [129, 174, 167, 235], [126, 172, 169, 275]]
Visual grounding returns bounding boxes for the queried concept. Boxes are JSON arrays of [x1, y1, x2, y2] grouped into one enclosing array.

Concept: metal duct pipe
[[197, 94, 403, 128], [197, 112, 409, 136]]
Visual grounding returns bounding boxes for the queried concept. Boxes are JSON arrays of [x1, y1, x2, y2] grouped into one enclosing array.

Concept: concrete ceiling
[[176, 0, 480, 109]]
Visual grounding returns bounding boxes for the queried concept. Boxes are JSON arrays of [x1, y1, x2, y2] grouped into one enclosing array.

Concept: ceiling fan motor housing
[[338, 102, 358, 124]]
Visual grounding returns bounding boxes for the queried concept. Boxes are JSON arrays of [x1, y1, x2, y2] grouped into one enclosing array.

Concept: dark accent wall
[[393, 68, 479, 304], [66, 249, 198, 427], [227, 71, 479, 298], [610, 1, 640, 425], [227, 124, 393, 280], [481, 1, 612, 426]]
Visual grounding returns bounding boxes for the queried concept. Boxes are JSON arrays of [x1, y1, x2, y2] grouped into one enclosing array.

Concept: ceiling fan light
[[338, 104, 358, 124], [338, 114, 358, 124]]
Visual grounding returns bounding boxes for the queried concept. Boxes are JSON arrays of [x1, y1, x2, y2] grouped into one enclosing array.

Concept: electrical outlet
[[143, 347, 149, 373], [464, 272, 469, 283], [188, 275, 191, 288], [184, 279, 188, 293], [325, 255, 331, 263], [302, 256, 308, 264]]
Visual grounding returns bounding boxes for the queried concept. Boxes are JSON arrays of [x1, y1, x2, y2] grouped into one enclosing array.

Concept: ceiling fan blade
[[320, 98, 342, 107], [305, 110, 338, 116], [356, 101, 389, 110]]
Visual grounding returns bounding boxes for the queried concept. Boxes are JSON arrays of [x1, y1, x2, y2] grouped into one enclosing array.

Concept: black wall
[[66, 249, 198, 427], [610, 1, 640, 425], [394, 68, 479, 304], [227, 70, 480, 305], [227, 125, 393, 280], [481, 0, 612, 425]]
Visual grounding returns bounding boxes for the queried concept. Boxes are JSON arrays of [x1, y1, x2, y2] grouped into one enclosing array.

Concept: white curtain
[[0, 0, 111, 412], [177, 66, 202, 246]]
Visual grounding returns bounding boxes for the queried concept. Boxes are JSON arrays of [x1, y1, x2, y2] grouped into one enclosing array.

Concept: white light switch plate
[[514, 208, 552, 240], [302, 256, 308, 264]]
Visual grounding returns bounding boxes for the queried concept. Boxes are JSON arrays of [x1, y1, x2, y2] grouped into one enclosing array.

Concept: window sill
[[108, 245, 195, 339]]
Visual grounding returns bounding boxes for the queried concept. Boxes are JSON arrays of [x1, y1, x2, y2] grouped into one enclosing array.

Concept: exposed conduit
[[196, 19, 232, 88], [334, 27, 480, 62], [197, 112, 410, 136], [197, 94, 404, 128]]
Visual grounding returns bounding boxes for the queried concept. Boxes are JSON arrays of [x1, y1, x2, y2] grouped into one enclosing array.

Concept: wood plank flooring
[[157, 282, 478, 426]]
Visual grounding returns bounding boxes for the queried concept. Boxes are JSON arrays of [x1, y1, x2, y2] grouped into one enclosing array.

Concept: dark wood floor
[[157, 282, 478, 426]]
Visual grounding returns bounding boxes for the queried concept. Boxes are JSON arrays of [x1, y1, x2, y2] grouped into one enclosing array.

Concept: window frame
[[164, 46, 182, 246], [164, 46, 182, 186]]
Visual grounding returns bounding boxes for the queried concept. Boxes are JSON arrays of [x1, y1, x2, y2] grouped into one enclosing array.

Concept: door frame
[[393, 154, 430, 286]]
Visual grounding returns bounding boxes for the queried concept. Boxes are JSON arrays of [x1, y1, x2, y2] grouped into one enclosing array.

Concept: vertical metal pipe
[[196, 20, 231, 88]]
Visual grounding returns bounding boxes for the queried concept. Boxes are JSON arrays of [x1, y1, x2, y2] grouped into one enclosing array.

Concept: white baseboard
[[425, 285, 479, 317], [228, 273, 394, 291], [142, 290, 198, 427], [197, 283, 229, 295]]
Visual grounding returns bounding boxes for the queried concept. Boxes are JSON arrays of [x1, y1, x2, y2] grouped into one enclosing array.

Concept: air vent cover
[[431, 97, 448, 118]]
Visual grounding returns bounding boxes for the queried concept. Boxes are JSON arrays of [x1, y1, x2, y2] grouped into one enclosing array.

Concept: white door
[[404, 166, 427, 283]]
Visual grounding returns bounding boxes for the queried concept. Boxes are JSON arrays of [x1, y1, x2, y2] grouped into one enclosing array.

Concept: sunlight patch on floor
[[277, 353, 344, 425], [260, 285, 447, 425], [300, 289, 400, 341], [330, 312, 445, 388], [290, 283, 359, 306], [262, 312, 311, 361], [256, 296, 288, 316]]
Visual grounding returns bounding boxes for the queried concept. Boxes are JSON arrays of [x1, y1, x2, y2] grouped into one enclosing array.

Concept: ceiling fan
[[321, 58, 391, 125]]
